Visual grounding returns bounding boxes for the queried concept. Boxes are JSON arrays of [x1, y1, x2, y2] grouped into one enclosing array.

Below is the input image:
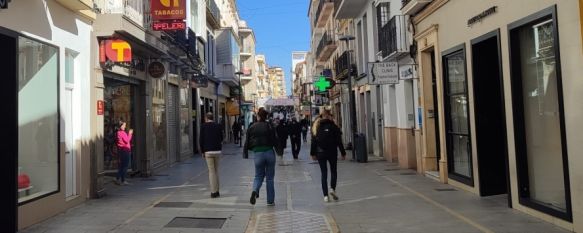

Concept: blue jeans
[[252, 149, 276, 203], [117, 150, 131, 182]]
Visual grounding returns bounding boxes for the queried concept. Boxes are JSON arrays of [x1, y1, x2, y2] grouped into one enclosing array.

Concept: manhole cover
[[155, 202, 192, 208], [141, 178, 157, 181], [400, 173, 416, 175], [165, 217, 226, 229], [435, 188, 457, 192], [384, 168, 400, 171], [154, 174, 169, 176], [308, 162, 319, 164], [254, 211, 331, 233]]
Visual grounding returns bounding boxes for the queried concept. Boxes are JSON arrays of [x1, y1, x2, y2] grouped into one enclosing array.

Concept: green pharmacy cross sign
[[314, 75, 335, 92]]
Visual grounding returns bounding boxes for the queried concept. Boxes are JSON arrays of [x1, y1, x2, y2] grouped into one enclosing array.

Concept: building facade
[[409, 0, 583, 231], [1, 0, 95, 229]]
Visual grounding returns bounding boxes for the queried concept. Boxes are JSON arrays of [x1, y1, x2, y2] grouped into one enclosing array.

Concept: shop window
[[509, 6, 571, 221], [442, 45, 473, 185], [18, 36, 59, 203]]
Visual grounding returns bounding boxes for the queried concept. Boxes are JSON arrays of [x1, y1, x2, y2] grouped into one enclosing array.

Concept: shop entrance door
[[167, 85, 179, 165], [471, 30, 510, 199], [104, 78, 136, 174]]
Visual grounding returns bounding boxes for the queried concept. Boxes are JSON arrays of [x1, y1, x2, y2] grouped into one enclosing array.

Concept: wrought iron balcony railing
[[334, 50, 357, 80], [316, 31, 335, 60], [379, 15, 409, 58], [207, 0, 221, 23], [313, 0, 333, 27]]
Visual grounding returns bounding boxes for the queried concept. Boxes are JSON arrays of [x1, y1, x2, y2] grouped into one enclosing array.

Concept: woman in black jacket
[[310, 109, 346, 202], [244, 108, 281, 206]]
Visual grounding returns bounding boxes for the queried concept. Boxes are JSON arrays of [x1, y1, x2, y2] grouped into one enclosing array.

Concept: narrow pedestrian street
[[21, 139, 566, 233]]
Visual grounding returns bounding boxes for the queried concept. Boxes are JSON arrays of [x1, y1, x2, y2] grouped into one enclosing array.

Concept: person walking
[[232, 119, 242, 144], [275, 119, 288, 154], [244, 108, 281, 206], [310, 109, 346, 202], [289, 118, 302, 159], [116, 120, 133, 185], [200, 112, 223, 198], [300, 116, 309, 142]]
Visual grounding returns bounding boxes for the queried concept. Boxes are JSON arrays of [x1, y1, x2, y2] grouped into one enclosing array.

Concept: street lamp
[[235, 71, 244, 147], [338, 35, 357, 161]]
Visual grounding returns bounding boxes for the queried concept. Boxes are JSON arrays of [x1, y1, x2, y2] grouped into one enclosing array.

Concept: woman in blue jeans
[[244, 108, 281, 206], [116, 120, 133, 185]]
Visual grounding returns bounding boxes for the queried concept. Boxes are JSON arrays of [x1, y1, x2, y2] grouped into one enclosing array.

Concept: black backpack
[[316, 121, 337, 150]]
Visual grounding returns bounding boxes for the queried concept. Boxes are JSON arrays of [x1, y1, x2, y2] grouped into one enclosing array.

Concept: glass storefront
[[103, 79, 135, 172], [443, 47, 473, 184], [152, 78, 167, 165], [18, 36, 59, 203], [509, 8, 571, 219]]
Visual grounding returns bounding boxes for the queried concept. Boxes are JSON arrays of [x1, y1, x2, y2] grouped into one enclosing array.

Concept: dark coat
[[243, 121, 282, 157], [310, 119, 346, 159], [200, 121, 223, 153]]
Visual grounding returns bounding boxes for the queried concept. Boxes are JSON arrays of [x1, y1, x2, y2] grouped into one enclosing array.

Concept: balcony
[[94, 0, 145, 28], [315, 31, 337, 63], [334, 0, 365, 19], [401, 0, 432, 16], [313, 0, 334, 28], [334, 50, 357, 80], [240, 47, 253, 58], [206, 0, 221, 29], [55, 0, 95, 19], [379, 15, 410, 59]]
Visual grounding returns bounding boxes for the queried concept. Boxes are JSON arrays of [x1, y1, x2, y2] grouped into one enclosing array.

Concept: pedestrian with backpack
[[310, 109, 346, 202]]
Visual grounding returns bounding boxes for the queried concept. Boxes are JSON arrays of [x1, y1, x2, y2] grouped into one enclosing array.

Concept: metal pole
[[238, 74, 243, 147], [339, 35, 357, 161]]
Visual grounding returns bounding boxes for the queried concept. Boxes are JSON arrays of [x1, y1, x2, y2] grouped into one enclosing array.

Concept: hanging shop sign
[[226, 100, 240, 116], [399, 65, 417, 80], [148, 61, 166, 78], [151, 0, 186, 31], [368, 62, 398, 85], [467, 6, 497, 27], [151, 0, 186, 21], [152, 20, 186, 31], [100, 39, 132, 63], [313, 75, 335, 92], [191, 73, 209, 88]]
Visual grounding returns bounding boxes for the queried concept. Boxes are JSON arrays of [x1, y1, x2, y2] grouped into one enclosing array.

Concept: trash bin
[[354, 133, 367, 163]]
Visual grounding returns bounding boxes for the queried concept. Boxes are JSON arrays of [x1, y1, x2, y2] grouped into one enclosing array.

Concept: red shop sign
[[151, 0, 186, 21], [99, 39, 132, 63], [97, 100, 104, 115]]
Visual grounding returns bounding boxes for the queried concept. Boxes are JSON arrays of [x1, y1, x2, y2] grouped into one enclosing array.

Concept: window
[[442, 45, 473, 185], [376, 2, 390, 29], [509, 6, 571, 221], [18, 36, 59, 203], [65, 50, 77, 84]]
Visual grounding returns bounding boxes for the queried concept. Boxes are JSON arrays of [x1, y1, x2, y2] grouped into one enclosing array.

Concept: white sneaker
[[324, 196, 329, 202], [329, 189, 339, 201]]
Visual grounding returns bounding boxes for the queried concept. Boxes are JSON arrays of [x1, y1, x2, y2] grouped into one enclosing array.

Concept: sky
[[237, 0, 310, 97]]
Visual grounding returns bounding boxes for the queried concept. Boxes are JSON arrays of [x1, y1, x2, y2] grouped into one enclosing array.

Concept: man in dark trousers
[[200, 112, 223, 198], [232, 119, 242, 144], [275, 119, 288, 155], [300, 116, 309, 142], [289, 118, 302, 159]]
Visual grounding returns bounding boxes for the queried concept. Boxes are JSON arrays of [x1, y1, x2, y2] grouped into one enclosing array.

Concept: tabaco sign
[[148, 61, 166, 78], [99, 39, 132, 63], [151, 0, 186, 20]]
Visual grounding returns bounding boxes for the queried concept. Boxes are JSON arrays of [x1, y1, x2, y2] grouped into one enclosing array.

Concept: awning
[[264, 98, 295, 106]]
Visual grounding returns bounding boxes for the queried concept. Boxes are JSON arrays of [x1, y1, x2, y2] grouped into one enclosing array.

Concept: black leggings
[[317, 156, 338, 196]]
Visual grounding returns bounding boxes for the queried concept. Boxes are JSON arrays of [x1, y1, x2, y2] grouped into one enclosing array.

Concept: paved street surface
[[22, 139, 568, 233]]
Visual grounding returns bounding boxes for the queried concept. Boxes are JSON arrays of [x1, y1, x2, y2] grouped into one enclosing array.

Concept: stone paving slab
[[22, 140, 570, 233]]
